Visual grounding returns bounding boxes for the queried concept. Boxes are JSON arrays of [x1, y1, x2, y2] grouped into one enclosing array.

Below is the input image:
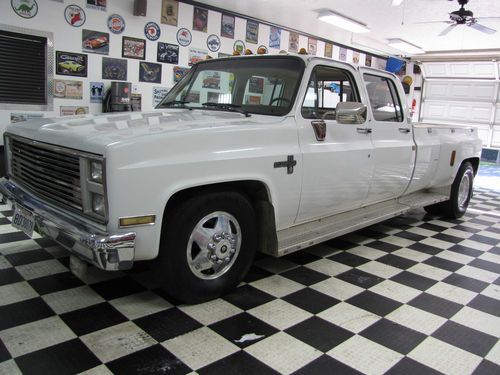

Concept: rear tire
[[424, 161, 474, 219], [154, 191, 257, 304]]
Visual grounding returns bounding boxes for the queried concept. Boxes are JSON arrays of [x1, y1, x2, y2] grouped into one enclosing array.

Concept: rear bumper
[[0, 178, 135, 271]]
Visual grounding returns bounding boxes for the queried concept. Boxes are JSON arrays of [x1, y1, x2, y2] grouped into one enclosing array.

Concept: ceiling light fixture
[[387, 38, 425, 54], [318, 10, 370, 33], [391, 0, 404, 6]]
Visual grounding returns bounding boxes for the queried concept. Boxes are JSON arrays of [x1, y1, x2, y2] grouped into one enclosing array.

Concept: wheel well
[[162, 181, 278, 254], [464, 157, 479, 176]]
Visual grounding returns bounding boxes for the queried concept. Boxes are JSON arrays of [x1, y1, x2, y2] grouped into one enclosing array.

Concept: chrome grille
[[9, 137, 83, 212]]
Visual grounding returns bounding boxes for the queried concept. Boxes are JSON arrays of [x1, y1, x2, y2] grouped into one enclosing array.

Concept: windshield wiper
[[158, 100, 191, 109], [201, 102, 250, 117]]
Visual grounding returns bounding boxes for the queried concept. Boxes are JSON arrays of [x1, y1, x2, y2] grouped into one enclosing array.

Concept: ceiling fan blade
[[475, 17, 500, 20], [469, 23, 497, 34], [414, 20, 450, 24], [438, 24, 458, 36]]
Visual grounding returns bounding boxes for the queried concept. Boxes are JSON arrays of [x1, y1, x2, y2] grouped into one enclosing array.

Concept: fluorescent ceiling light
[[391, 0, 404, 6], [387, 38, 425, 54], [318, 11, 370, 33]]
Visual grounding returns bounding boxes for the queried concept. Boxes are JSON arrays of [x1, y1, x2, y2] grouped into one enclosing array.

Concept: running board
[[271, 191, 449, 257]]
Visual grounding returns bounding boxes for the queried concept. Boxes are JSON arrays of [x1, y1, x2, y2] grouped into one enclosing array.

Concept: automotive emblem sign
[[107, 14, 126, 34], [11, 0, 38, 19], [144, 22, 161, 41], [176, 28, 192, 47], [207, 34, 221, 52], [64, 4, 86, 27]]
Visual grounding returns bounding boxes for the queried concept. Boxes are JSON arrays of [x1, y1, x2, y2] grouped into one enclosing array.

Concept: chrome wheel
[[187, 211, 242, 280], [457, 171, 472, 210]]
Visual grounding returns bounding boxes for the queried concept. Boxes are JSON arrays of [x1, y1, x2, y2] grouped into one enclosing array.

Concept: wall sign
[[157, 42, 179, 64], [82, 29, 109, 55], [193, 7, 208, 32], [207, 34, 221, 52], [60, 106, 89, 116], [90, 82, 104, 103], [233, 40, 245, 54], [269, 27, 281, 49], [173, 66, 190, 83], [161, 0, 178, 26], [122, 36, 146, 60], [221, 14, 235, 39], [246, 20, 259, 44], [153, 86, 170, 107], [139, 62, 162, 84], [107, 14, 126, 34], [54, 79, 83, 99], [144, 22, 161, 41], [176, 28, 192, 47], [64, 5, 86, 27], [102, 57, 127, 80], [86, 0, 106, 12], [56, 51, 88, 77], [11, 0, 38, 19]]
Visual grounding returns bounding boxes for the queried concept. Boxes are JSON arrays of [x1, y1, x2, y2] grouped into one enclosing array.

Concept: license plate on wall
[[12, 205, 35, 237]]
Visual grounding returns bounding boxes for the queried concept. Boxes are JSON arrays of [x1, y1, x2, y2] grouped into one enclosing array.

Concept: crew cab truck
[[0, 55, 481, 303]]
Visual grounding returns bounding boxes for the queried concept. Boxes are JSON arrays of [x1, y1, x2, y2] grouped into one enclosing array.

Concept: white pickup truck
[[0, 54, 482, 303]]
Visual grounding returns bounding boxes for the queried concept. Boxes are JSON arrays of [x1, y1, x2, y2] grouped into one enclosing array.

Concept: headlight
[[92, 193, 105, 216], [90, 161, 103, 184]]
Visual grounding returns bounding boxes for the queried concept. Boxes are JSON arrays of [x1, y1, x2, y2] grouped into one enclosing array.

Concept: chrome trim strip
[[0, 178, 134, 271]]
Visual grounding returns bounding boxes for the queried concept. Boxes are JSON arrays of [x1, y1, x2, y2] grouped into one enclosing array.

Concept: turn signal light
[[119, 215, 156, 228]]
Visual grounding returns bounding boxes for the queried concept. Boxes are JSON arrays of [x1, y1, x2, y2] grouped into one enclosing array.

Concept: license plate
[[12, 205, 35, 237]]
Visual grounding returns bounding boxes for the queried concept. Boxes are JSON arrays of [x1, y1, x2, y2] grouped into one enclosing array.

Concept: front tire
[[155, 191, 257, 304], [424, 161, 474, 219]]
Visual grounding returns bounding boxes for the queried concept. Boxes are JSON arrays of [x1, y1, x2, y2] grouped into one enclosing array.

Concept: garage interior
[[0, 0, 499, 374]]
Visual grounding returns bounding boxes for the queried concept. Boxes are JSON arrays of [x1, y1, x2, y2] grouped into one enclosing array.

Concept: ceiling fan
[[418, 0, 499, 36]]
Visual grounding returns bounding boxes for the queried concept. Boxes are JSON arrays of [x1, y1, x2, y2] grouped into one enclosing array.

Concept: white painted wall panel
[[424, 81, 496, 101], [422, 100, 492, 124]]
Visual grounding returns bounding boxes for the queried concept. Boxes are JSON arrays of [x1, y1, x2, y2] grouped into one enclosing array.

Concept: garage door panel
[[422, 100, 492, 124], [424, 62, 496, 78], [424, 81, 496, 101], [421, 61, 498, 147]]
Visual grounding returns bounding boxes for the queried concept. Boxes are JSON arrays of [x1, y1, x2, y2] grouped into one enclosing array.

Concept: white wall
[[0, 0, 388, 139]]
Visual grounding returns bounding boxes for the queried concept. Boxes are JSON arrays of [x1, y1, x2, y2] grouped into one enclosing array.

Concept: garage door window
[[364, 73, 403, 122], [0, 29, 48, 106]]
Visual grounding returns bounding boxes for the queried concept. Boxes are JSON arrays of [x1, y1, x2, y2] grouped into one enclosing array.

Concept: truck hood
[[5, 110, 287, 155]]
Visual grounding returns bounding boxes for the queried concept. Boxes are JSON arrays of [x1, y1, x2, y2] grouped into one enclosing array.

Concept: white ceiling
[[198, 0, 500, 56]]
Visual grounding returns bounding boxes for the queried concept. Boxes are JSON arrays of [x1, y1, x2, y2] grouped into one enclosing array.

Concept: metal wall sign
[[11, 0, 38, 19], [64, 5, 86, 27], [107, 14, 126, 34]]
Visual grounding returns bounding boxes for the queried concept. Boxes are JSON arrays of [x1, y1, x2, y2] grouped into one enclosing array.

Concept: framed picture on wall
[[246, 20, 259, 44], [193, 7, 208, 32], [288, 32, 299, 53], [161, 0, 178, 26], [56, 51, 88, 77], [307, 38, 317, 55], [139, 62, 162, 83], [324, 43, 333, 58], [82, 29, 109, 55], [269, 27, 281, 49], [173, 66, 190, 83], [157, 42, 179, 64], [102, 57, 127, 80], [122, 36, 146, 60], [221, 14, 235, 38]]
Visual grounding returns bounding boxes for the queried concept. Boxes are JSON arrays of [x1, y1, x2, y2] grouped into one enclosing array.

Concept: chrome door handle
[[357, 128, 372, 134], [399, 128, 411, 133]]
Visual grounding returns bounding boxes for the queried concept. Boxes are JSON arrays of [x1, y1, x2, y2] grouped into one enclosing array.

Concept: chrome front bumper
[[0, 178, 136, 271]]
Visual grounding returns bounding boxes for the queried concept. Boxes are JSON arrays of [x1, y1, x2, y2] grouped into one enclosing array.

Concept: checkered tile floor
[[0, 189, 499, 375]]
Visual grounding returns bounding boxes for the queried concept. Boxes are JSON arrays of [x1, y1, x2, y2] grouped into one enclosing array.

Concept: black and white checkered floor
[[0, 189, 499, 375]]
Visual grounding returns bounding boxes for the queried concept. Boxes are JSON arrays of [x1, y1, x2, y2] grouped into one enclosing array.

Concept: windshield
[[157, 56, 305, 116]]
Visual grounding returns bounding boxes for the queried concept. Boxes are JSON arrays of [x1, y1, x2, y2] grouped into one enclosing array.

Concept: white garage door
[[420, 61, 500, 147]]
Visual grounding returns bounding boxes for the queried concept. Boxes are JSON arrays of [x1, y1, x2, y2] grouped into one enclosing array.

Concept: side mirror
[[336, 102, 367, 125]]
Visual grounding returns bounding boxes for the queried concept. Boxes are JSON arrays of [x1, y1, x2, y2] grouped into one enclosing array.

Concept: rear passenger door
[[361, 69, 415, 203]]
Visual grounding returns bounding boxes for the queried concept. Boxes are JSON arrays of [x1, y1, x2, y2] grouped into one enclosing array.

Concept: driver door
[[296, 63, 374, 223]]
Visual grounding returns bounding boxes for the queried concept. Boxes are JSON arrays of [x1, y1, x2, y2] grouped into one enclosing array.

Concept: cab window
[[363, 73, 404, 122], [301, 66, 359, 120]]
